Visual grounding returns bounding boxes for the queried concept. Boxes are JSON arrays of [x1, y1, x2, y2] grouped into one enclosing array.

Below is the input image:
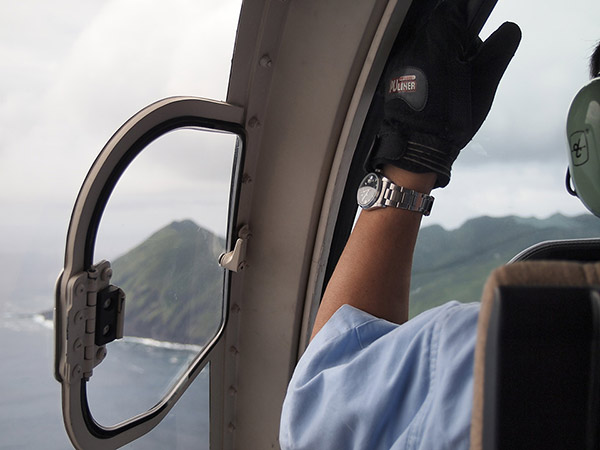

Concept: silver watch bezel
[[357, 172, 382, 209]]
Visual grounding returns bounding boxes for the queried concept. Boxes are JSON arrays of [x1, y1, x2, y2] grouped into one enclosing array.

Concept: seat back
[[470, 261, 600, 450]]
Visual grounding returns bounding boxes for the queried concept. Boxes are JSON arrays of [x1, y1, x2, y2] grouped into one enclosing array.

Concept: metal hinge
[[63, 261, 125, 383]]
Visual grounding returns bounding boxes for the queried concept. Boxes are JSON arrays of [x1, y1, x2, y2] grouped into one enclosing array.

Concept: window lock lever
[[219, 225, 251, 272]]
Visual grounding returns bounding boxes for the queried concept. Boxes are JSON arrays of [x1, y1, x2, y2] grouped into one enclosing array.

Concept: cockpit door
[[54, 96, 244, 449]]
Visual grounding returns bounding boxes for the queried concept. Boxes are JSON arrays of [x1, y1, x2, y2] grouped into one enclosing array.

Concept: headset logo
[[570, 131, 589, 166]]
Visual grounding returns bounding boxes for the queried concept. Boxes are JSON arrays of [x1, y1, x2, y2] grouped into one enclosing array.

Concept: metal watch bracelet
[[381, 177, 434, 216]]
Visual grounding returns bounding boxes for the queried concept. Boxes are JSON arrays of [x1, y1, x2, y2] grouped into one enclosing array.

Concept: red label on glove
[[386, 67, 428, 112]]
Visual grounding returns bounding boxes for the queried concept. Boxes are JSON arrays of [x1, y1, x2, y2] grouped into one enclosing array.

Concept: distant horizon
[[1, 0, 599, 321], [0, 209, 598, 320], [427, 209, 595, 231]]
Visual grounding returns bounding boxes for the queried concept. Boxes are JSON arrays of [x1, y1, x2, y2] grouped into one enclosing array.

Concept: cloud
[[94, 127, 239, 258], [0, 0, 242, 297], [42, 0, 241, 130], [423, 0, 600, 230], [0, 0, 242, 200], [429, 159, 591, 230], [461, 0, 600, 167], [0, 0, 598, 306]]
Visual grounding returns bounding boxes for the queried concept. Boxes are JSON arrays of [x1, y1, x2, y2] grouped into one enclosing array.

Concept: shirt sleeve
[[279, 301, 480, 450]]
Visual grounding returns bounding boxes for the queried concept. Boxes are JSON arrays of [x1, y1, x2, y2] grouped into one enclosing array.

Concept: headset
[[566, 75, 600, 216]]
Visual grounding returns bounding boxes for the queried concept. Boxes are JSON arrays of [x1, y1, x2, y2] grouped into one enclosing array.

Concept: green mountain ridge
[[410, 213, 600, 316], [67, 213, 600, 343], [111, 219, 225, 345]]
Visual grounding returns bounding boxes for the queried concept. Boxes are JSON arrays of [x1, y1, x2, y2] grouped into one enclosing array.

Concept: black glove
[[369, 0, 521, 188]]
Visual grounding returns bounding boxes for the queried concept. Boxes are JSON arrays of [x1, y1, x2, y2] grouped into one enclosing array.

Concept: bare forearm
[[311, 168, 435, 339]]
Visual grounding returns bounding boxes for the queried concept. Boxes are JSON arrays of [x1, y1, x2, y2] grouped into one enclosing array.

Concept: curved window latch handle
[[219, 225, 251, 272]]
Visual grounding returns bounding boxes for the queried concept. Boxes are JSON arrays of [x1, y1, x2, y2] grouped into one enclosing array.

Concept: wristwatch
[[357, 172, 434, 215]]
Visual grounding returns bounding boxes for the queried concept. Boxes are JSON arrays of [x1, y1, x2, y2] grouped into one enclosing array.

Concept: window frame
[[54, 96, 245, 449]]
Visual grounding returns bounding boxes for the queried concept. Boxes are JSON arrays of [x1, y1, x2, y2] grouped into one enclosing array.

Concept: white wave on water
[[1, 312, 204, 353], [121, 336, 203, 353], [1, 311, 53, 332]]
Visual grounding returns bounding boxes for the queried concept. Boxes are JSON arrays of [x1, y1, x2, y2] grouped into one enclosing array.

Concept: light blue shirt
[[280, 301, 480, 450]]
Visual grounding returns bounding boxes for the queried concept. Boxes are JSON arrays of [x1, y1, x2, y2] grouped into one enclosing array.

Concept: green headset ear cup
[[566, 77, 600, 216]]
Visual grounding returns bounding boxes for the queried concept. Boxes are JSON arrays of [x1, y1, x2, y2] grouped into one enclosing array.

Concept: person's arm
[[310, 1, 520, 339], [311, 167, 436, 339]]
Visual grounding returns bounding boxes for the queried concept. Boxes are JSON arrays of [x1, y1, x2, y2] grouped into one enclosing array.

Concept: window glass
[[410, 0, 600, 316], [0, 0, 242, 315], [0, 0, 240, 446], [123, 365, 210, 449], [88, 127, 238, 426]]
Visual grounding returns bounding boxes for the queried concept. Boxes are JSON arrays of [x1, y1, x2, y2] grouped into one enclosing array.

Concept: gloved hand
[[369, 0, 521, 188]]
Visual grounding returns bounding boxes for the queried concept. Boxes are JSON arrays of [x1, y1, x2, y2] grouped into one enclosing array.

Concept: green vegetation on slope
[[409, 213, 600, 317], [106, 213, 600, 342], [110, 220, 225, 345]]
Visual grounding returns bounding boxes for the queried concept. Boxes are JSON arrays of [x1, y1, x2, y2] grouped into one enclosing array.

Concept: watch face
[[357, 173, 380, 208]]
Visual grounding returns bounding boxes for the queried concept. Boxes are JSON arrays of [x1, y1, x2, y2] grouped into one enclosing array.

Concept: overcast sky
[[0, 0, 242, 311], [432, 0, 600, 227], [0, 0, 599, 311]]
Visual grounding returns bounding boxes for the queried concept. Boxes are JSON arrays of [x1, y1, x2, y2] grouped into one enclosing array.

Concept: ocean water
[[0, 313, 210, 449]]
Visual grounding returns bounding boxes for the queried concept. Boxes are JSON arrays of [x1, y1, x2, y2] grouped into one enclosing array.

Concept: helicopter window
[[1, 0, 242, 447], [407, 0, 600, 316], [324, 0, 599, 322], [87, 127, 238, 439]]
